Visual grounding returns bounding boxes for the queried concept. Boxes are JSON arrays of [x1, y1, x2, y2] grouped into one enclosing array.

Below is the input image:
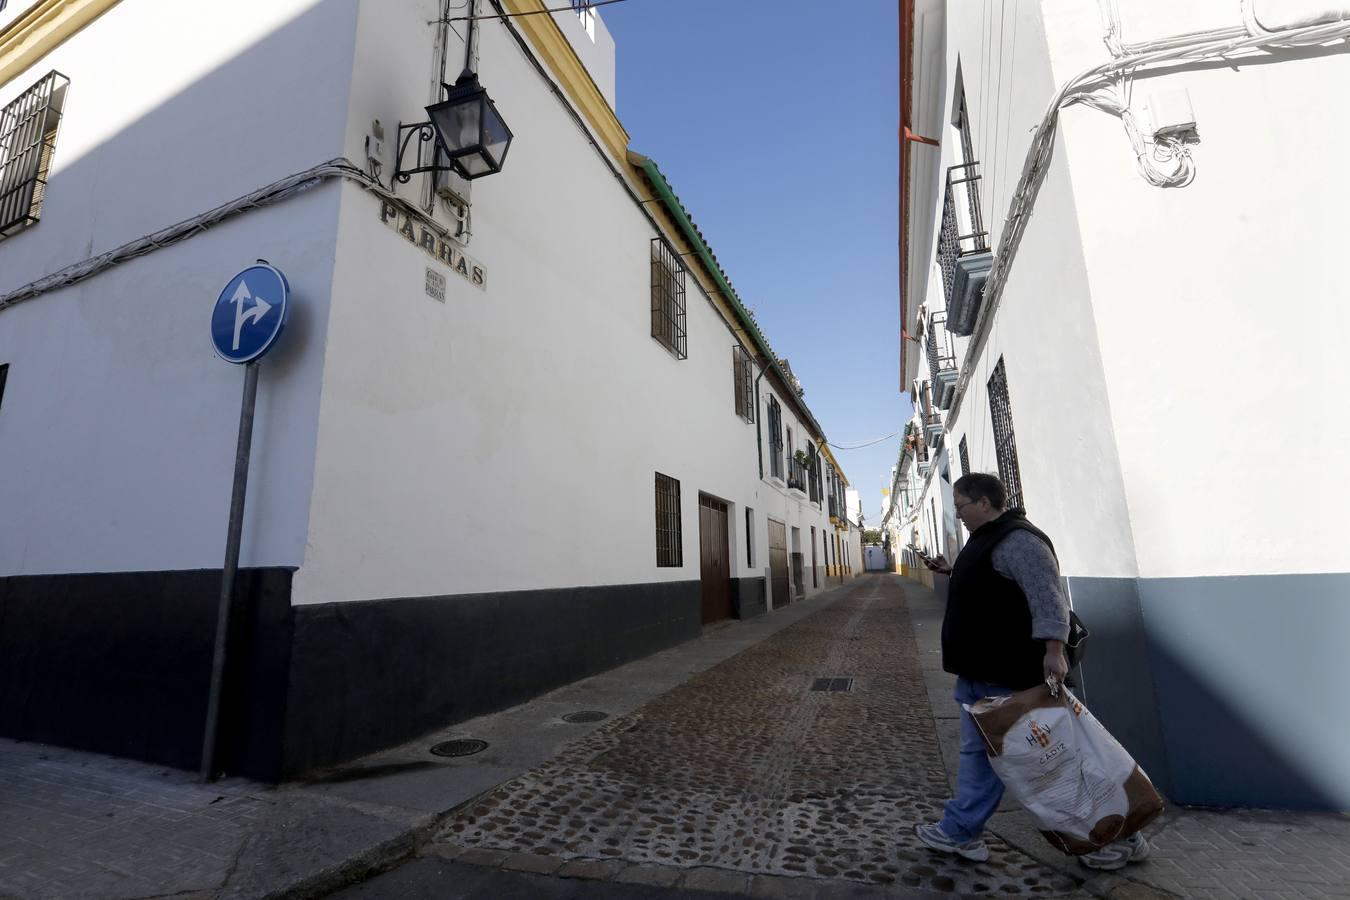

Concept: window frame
[[654, 471, 683, 567], [732, 344, 755, 422], [650, 238, 687, 359], [0, 70, 70, 240], [988, 357, 1025, 509]]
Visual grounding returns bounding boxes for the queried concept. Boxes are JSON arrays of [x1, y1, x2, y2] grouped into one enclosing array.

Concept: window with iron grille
[[732, 344, 754, 422], [959, 435, 970, 478], [1, 71, 70, 241], [767, 396, 783, 478], [987, 357, 1024, 509], [655, 472, 682, 567], [650, 238, 686, 359]]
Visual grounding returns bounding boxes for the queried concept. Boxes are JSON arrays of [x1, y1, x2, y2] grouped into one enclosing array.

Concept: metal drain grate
[[810, 677, 855, 693], [429, 739, 488, 757], [561, 710, 609, 724]]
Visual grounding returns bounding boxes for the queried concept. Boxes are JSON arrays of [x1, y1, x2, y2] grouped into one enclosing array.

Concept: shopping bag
[[966, 682, 1163, 855]]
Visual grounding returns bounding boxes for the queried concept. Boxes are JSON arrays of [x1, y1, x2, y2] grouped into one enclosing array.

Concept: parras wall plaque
[[379, 199, 486, 290]]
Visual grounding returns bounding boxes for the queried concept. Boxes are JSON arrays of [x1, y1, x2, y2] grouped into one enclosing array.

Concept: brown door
[[698, 495, 733, 624], [811, 526, 818, 588], [767, 518, 789, 607]]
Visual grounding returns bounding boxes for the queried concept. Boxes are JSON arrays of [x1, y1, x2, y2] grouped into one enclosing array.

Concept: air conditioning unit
[[947, 250, 993, 336], [934, 369, 958, 409]]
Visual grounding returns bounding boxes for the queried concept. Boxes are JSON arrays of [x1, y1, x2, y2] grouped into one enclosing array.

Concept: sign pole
[[200, 359, 261, 782]]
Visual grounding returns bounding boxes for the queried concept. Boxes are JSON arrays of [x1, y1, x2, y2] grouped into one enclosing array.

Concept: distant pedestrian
[[913, 473, 1149, 871]]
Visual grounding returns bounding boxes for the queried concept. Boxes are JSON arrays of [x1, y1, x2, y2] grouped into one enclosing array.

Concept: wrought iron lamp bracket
[[393, 121, 452, 184]]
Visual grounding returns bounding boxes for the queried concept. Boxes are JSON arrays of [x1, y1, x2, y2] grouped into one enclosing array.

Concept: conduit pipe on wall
[[940, 10, 1350, 428]]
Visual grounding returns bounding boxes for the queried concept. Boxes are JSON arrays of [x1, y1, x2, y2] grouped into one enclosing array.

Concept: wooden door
[[767, 518, 789, 607], [698, 495, 733, 623]]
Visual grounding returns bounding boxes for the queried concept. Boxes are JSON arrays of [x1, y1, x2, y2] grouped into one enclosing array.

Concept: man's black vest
[[941, 508, 1055, 690]]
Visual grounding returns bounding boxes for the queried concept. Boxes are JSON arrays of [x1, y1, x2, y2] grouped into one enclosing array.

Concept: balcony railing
[[788, 458, 808, 493], [937, 162, 993, 336], [926, 311, 958, 409], [828, 495, 840, 521], [924, 410, 944, 450]]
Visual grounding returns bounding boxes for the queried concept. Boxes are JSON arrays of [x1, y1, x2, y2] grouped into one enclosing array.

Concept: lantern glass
[[425, 74, 513, 180]]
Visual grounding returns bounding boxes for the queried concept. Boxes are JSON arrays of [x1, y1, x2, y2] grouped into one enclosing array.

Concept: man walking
[[913, 473, 1149, 871]]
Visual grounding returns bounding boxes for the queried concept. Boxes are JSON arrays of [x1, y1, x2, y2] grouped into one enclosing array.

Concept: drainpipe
[[754, 360, 770, 480]]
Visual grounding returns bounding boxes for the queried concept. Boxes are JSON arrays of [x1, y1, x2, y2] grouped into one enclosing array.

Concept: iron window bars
[[767, 396, 784, 479], [959, 434, 970, 478], [732, 344, 754, 422], [988, 357, 1024, 509], [650, 238, 687, 359], [0, 71, 69, 241], [655, 472, 683, 567]]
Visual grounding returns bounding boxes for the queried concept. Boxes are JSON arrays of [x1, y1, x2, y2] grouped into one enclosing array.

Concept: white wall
[[1041, 0, 1350, 578], [906, 0, 1139, 578], [0, 0, 357, 576], [292, 4, 838, 604]]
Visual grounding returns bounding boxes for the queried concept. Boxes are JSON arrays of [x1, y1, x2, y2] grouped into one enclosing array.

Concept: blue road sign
[[210, 263, 289, 363]]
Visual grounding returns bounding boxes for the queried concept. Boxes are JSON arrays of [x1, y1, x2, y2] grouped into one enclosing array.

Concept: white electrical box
[[1147, 88, 1196, 139]]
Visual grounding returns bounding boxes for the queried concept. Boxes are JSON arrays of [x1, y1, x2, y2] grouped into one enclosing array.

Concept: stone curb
[[433, 846, 961, 899]]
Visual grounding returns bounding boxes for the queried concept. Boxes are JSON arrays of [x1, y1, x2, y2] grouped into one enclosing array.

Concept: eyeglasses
[[954, 497, 979, 513]]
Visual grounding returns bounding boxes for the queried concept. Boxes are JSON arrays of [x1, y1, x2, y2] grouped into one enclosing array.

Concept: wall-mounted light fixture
[[394, 0, 514, 184]]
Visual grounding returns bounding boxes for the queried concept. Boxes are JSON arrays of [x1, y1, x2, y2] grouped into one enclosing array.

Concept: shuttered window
[[767, 396, 783, 478], [958, 435, 970, 478], [732, 344, 754, 422]]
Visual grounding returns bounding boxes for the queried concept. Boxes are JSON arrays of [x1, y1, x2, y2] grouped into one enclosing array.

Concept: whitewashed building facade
[[893, 0, 1350, 809], [0, 0, 858, 778]]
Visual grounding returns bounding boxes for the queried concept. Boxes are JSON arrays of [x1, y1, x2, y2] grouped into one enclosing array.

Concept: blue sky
[[603, 0, 909, 523]]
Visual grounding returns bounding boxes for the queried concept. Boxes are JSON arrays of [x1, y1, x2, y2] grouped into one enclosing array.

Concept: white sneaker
[[1079, 832, 1151, 871], [914, 822, 991, 862]]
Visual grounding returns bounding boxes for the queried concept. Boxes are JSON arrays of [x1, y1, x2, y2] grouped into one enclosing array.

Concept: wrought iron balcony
[[924, 411, 944, 449], [828, 495, 840, 521], [937, 162, 992, 337], [926, 311, 958, 410], [788, 458, 808, 493]]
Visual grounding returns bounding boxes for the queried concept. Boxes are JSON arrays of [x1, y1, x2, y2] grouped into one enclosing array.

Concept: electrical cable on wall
[[942, 6, 1350, 429]]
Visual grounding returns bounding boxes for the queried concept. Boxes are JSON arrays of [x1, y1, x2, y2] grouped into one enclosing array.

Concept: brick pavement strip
[[431, 576, 1081, 896]]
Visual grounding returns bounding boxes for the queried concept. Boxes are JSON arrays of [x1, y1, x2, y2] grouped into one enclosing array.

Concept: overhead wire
[[829, 430, 902, 451]]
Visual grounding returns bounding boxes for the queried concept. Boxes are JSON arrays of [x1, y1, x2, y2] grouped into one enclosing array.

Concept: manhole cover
[[561, 710, 608, 724], [810, 677, 854, 693], [429, 739, 488, 757]]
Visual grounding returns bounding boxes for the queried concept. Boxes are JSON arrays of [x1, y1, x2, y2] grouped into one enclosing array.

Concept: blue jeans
[[939, 677, 1015, 843]]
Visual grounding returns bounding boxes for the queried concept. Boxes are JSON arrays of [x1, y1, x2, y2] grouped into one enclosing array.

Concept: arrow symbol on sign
[[229, 279, 273, 351]]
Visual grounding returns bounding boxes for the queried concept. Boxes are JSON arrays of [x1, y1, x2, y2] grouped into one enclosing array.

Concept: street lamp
[[425, 71, 513, 180], [392, 0, 514, 186]]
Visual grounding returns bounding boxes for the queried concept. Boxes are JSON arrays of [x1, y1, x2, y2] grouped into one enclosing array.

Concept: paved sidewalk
[[3, 574, 1348, 899]]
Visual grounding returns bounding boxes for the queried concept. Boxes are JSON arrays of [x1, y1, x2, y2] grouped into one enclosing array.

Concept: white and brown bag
[[967, 683, 1164, 854]]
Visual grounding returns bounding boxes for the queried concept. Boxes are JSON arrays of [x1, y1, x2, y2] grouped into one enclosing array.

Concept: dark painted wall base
[[1069, 572, 1350, 811], [283, 580, 701, 775], [0, 568, 293, 776], [731, 576, 767, 620], [0, 571, 702, 781]]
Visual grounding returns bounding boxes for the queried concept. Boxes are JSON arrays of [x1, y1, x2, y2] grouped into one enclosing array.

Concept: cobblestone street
[[6, 574, 1350, 899], [428, 576, 1077, 896]]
